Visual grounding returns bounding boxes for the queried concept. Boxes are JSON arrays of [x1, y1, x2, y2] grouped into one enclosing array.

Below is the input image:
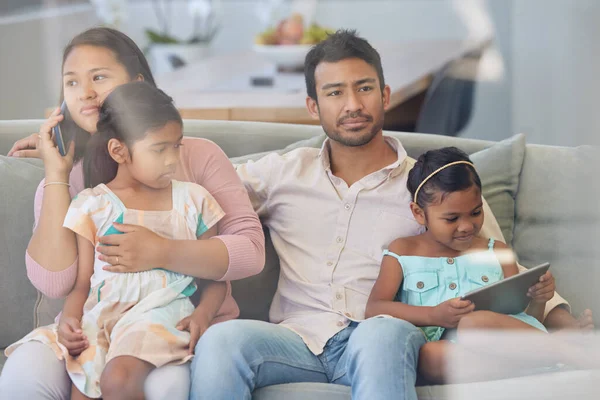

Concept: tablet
[[461, 262, 550, 315]]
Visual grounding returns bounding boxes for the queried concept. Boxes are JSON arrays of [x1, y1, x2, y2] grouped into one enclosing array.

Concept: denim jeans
[[190, 317, 426, 400]]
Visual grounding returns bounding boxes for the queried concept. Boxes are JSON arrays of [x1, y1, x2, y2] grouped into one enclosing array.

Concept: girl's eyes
[[445, 209, 481, 222]]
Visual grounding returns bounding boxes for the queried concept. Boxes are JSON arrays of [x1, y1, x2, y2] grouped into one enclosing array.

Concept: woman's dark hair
[[83, 81, 182, 188], [304, 29, 385, 102], [407, 147, 482, 208], [59, 27, 157, 162]]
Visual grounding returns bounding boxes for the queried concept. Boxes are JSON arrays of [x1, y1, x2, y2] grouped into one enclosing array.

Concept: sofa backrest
[[1, 119, 597, 349]]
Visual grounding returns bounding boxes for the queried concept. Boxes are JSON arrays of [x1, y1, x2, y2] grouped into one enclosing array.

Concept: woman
[[0, 27, 264, 400]]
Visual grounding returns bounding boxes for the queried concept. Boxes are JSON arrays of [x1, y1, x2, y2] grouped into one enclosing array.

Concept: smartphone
[[52, 101, 72, 156]]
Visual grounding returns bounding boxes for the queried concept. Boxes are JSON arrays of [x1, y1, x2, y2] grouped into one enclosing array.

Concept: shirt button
[[344, 203, 351, 210], [416, 281, 425, 289], [327, 261, 333, 266], [447, 257, 455, 265], [482, 275, 489, 283], [336, 236, 343, 243], [449, 282, 457, 290], [337, 321, 345, 327], [336, 293, 343, 300]]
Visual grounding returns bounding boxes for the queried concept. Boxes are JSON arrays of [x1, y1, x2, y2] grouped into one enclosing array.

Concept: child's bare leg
[[71, 383, 92, 400], [100, 356, 154, 400], [418, 341, 450, 384], [544, 307, 595, 331]]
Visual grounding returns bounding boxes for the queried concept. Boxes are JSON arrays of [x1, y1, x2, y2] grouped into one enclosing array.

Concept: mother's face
[[62, 45, 133, 134]]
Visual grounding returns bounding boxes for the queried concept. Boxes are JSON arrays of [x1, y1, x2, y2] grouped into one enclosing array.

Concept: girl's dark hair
[[83, 81, 182, 188], [304, 29, 385, 102], [407, 147, 482, 208], [59, 27, 157, 162]]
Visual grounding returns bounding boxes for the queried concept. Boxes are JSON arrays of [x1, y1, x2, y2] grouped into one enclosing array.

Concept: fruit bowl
[[253, 44, 312, 70], [253, 14, 333, 70]]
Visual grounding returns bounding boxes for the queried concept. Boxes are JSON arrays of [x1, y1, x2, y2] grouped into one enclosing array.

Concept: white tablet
[[461, 262, 550, 315]]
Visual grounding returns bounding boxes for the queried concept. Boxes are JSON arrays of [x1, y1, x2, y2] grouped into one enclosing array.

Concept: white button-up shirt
[[236, 136, 567, 354]]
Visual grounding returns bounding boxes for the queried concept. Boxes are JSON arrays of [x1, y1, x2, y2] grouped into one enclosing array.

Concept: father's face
[[306, 58, 390, 147]]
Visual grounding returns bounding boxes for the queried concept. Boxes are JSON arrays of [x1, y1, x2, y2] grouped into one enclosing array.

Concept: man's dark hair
[[304, 29, 385, 101]]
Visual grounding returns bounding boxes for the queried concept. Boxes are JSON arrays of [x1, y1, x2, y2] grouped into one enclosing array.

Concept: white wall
[[511, 0, 600, 146], [0, 5, 98, 119]]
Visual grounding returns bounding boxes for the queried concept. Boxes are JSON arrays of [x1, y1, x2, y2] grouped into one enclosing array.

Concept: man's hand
[[57, 315, 88, 356], [177, 308, 213, 354], [97, 223, 168, 273], [431, 298, 475, 328]]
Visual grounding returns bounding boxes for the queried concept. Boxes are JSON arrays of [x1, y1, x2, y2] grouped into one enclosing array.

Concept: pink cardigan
[[26, 137, 265, 322]]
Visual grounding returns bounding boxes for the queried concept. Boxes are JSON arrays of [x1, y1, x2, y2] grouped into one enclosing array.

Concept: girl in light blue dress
[[366, 146, 556, 383]]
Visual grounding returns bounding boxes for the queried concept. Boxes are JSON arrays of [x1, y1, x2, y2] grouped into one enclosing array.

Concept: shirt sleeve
[[185, 183, 226, 237], [62, 189, 102, 245], [235, 152, 281, 219]]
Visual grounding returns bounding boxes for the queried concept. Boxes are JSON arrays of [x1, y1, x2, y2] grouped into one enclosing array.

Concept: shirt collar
[[318, 135, 408, 175]]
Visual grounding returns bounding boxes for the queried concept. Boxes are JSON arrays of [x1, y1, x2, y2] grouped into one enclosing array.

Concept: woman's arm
[[98, 139, 265, 281], [25, 116, 80, 298], [174, 139, 265, 280]]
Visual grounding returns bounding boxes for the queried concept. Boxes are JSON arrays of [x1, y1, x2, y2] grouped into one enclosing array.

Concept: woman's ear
[[107, 138, 130, 164], [135, 73, 144, 82], [410, 202, 427, 226]]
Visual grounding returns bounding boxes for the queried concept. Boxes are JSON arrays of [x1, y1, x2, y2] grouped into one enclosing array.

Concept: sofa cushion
[[0, 156, 44, 348], [469, 133, 526, 245], [513, 144, 599, 318]]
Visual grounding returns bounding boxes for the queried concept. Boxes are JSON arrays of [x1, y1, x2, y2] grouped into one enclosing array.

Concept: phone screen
[[53, 101, 71, 156]]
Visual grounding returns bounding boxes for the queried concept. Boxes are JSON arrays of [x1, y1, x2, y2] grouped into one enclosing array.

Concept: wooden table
[[156, 38, 490, 128]]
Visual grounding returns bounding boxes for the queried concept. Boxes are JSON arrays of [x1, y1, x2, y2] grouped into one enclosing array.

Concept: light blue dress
[[383, 238, 547, 341]]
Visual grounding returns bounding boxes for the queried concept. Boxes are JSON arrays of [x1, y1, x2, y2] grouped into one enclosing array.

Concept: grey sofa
[[1, 119, 598, 399]]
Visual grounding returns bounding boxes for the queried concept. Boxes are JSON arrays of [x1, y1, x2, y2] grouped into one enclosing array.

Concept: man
[[190, 30, 584, 400]]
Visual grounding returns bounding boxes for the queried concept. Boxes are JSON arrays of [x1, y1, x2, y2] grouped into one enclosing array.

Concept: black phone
[[52, 101, 72, 156]]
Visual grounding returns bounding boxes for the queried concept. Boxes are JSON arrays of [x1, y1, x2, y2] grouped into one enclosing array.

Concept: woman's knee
[[0, 342, 70, 400], [145, 364, 190, 400]]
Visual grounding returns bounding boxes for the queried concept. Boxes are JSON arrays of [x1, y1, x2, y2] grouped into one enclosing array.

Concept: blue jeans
[[190, 317, 426, 400]]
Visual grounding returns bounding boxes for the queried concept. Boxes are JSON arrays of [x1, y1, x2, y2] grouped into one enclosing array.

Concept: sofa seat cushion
[[252, 369, 597, 400]]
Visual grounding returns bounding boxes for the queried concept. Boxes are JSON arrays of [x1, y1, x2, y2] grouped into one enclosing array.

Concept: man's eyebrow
[[321, 82, 346, 91]]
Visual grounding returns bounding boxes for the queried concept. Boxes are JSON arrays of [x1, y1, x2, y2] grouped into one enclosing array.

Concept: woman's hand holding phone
[[38, 106, 76, 181]]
